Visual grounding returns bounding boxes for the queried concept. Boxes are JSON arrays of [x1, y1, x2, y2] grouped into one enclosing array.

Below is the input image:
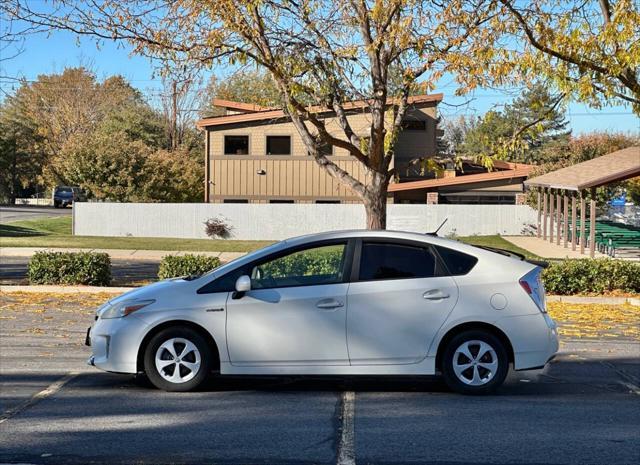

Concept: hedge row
[[28, 251, 111, 286], [157, 254, 221, 280], [542, 258, 640, 295]]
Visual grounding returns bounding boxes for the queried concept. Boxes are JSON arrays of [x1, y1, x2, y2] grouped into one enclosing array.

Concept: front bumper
[[88, 315, 149, 374]]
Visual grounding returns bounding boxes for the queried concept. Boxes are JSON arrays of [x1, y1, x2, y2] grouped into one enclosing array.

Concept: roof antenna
[[426, 218, 448, 236]]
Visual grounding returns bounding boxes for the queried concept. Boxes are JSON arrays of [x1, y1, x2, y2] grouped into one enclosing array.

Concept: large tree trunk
[[363, 172, 390, 230]]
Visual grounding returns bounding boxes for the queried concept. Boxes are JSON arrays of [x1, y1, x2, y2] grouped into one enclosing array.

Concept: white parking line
[[336, 390, 356, 465], [0, 372, 79, 424]]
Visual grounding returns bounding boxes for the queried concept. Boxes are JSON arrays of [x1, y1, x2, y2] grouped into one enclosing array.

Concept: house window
[[224, 135, 249, 155], [269, 199, 295, 203], [401, 120, 427, 131], [315, 200, 341, 204], [223, 199, 249, 203], [266, 136, 291, 155]]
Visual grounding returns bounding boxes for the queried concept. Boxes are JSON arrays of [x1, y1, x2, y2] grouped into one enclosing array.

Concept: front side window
[[359, 242, 444, 281], [251, 243, 347, 289], [224, 135, 249, 155], [266, 135, 291, 155]]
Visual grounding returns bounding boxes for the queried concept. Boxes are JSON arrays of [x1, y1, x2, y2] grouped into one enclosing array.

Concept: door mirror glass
[[235, 275, 252, 293]]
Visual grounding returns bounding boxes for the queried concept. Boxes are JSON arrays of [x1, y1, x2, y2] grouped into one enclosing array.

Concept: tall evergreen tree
[[456, 83, 570, 164]]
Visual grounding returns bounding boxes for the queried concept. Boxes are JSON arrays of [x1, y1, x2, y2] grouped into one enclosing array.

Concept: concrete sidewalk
[[0, 246, 245, 262], [503, 236, 608, 259]]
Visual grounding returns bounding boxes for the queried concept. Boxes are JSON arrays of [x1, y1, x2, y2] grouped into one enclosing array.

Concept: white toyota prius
[[87, 230, 558, 395]]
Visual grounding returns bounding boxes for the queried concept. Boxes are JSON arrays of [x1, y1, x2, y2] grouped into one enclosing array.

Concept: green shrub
[[158, 254, 221, 280], [542, 258, 640, 295], [28, 251, 111, 286]]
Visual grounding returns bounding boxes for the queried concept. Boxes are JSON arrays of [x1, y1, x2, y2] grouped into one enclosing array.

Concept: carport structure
[[524, 146, 640, 258]]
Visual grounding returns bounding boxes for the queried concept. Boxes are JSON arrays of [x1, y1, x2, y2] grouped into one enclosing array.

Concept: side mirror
[[233, 275, 251, 298]]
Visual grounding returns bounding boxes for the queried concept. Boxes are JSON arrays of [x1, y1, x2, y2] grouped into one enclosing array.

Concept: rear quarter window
[[434, 245, 478, 275]]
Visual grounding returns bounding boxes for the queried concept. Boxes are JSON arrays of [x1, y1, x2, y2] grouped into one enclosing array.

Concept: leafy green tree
[[499, 0, 640, 114], [0, 91, 45, 203], [456, 84, 570, 164]]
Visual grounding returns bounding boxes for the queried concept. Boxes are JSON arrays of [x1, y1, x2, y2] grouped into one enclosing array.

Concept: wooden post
[[549, 190, 555, 243], [580, 192, 586, 255], [563, 192, 569, 248], [542, 188, 548, 240], [536, 189, 542, 238], [204, 128, 210, 202], [556, 193, 562, 245], [589, 187, 597, 258], [571, 192, 577, 251]]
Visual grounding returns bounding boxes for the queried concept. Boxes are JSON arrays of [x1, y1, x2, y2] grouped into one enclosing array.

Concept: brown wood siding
[[207, 103, 438, 202]]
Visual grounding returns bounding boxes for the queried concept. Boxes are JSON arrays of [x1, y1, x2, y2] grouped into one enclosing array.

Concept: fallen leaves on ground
[[547, 302, 640, 341]]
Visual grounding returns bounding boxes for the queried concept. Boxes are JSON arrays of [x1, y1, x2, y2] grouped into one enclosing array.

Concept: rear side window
[[434, 246, 478, 275], [359, 242, 444, 281]]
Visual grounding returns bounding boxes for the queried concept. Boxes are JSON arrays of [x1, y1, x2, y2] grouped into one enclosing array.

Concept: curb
[[546, 295, 639, 306]]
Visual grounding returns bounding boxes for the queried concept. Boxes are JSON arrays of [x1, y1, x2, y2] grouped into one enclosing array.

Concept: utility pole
[[171, 80, 178, 151]]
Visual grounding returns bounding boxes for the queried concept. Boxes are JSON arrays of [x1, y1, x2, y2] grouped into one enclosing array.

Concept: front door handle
[[316, 298, 344, 309], [423, 290, 450, 300]]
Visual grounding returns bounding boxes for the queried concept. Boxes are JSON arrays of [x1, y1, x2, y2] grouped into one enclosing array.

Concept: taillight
[[520, 269, 546, 313], [519, 279, 532, 295]]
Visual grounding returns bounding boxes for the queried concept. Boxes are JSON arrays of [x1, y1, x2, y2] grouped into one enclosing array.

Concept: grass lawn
[[2, 215, 539, 256], [0, 217, 272, 252]]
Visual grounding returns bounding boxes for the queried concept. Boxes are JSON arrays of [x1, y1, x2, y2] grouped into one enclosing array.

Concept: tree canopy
[[447, 84, 570, 165], [0, 67, 203, 202], [2, 0, 638, 224]]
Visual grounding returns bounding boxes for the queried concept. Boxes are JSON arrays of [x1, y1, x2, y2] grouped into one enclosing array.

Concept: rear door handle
[[423, 290, 450, 300], [316, 298, 344, 309]]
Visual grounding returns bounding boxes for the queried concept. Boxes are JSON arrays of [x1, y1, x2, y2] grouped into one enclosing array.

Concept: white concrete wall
[[14, 198, 53, 206], [74, 203, 538, 240]]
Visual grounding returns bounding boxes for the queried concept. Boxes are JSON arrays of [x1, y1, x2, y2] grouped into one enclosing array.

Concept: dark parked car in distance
[[53, 186, 86, 208]]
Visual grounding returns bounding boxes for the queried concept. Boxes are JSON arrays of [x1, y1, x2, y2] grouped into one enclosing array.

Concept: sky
[[1, 28, 639, 135]]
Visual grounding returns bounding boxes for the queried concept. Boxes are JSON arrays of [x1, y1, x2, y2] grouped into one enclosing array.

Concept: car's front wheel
[[143, 326, 213, 392], [441, 330, 509, 395]]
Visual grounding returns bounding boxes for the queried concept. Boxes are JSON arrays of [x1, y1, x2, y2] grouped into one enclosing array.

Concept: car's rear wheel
[[442, 330, 508, 395], [143, 326, 212, 392]]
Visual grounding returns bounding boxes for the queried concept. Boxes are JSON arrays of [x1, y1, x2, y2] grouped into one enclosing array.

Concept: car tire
[[53, 202, 59, 208], [441, 330, 509, 395], [143, 326, 213, 392]]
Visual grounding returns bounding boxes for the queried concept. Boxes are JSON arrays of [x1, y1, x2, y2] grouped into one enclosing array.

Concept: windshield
[[56, 187, 73, 193]]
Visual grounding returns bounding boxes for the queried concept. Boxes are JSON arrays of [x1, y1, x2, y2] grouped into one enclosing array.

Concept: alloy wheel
[[452, 340, 498, 386], [155, 337, 201, 384]]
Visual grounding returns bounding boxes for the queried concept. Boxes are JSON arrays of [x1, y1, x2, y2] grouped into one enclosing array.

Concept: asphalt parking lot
[[1, 293, 639, 465]]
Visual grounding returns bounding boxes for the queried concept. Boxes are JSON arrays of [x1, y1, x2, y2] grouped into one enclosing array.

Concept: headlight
[[100, 300, 155, 319]]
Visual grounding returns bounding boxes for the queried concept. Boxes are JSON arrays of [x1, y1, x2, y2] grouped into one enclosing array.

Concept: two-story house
[[197, 94, 531, 205]]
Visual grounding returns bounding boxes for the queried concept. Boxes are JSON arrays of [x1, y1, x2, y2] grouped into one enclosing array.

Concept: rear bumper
[[497, 312, 559, 371]]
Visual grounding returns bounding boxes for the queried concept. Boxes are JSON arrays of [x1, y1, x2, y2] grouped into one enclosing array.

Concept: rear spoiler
[[474, 245, 549, 269]]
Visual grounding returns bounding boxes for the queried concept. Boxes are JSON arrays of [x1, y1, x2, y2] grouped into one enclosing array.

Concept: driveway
[[0, 206, 72, 224], [1, 293, 639, 465]]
